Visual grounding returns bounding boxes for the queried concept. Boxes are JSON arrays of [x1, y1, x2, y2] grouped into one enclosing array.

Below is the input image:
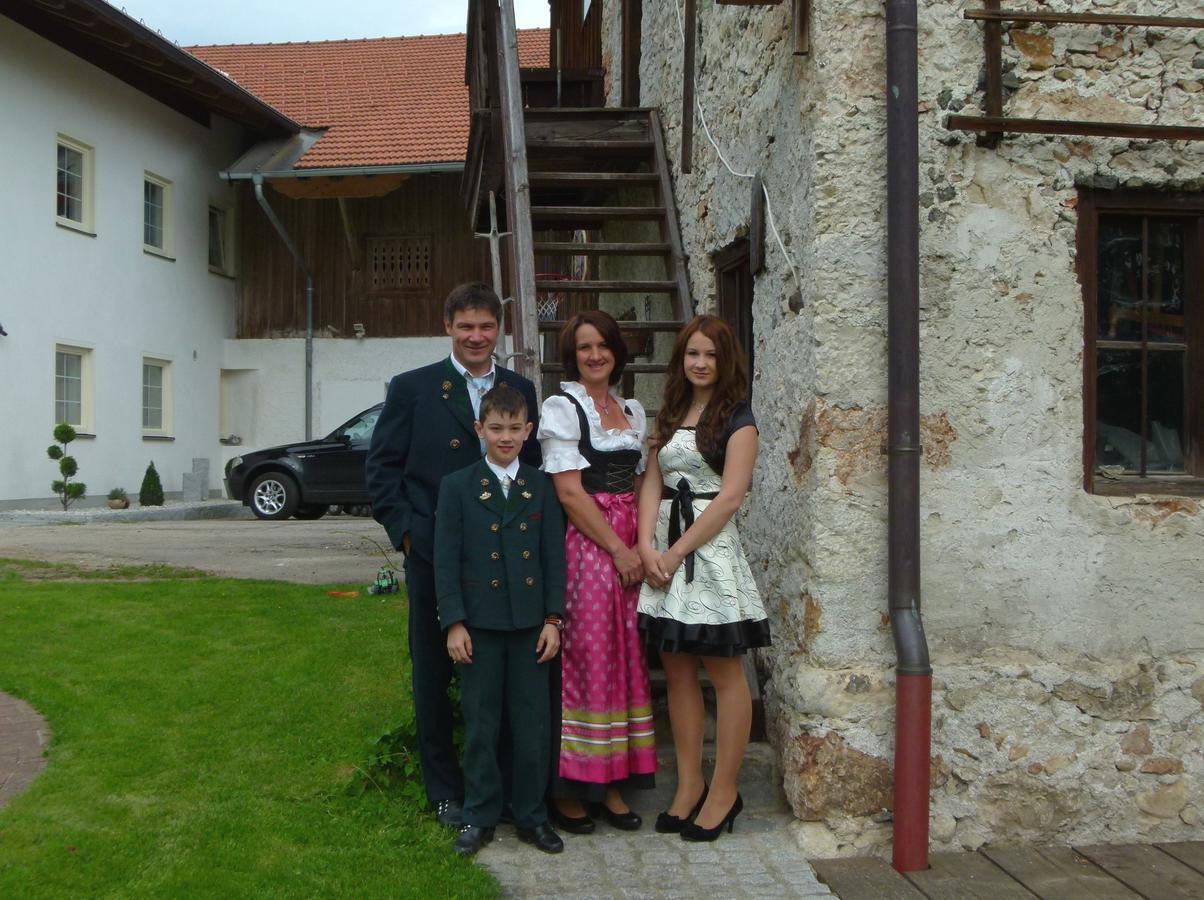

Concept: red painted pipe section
[[893, 673, 932, 872]]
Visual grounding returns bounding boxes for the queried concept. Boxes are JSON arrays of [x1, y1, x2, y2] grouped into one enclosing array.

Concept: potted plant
[[107, 487, 129, 510]]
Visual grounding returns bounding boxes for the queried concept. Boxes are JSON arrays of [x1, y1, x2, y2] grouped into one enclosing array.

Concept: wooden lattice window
[[367, 236, 431, 292]]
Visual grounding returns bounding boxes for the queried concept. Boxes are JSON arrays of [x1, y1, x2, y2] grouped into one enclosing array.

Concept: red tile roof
[[188, 30, 550, 169]]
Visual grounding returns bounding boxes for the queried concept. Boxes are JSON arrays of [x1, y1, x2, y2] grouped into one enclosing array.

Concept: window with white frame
[[56, 135, 94, 231], [55, 345, 93, 431], [208, 204, 233, 274], [143, 173, 174, 256], [142, 358, 172, 435]]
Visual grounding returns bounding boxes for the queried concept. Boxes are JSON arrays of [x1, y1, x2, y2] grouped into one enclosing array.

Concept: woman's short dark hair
[[444, 282, 502, 324], [558, 310, 628, 386]]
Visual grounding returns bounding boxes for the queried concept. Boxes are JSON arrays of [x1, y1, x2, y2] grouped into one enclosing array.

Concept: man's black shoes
[[435, 799, 463, 827], [453, 825, 495, 857], [516, 822, 564, 854]]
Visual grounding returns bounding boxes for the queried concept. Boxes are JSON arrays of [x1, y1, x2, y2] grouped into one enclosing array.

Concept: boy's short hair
[[444, 282, 502, 324], [478, 383, 528, 423]]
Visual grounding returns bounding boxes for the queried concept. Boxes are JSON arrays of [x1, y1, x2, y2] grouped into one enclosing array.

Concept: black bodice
[[561, 392, 640, 495]]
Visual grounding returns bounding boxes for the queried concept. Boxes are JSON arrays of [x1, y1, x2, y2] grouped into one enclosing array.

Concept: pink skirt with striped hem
[[559, 491, 657, 786]]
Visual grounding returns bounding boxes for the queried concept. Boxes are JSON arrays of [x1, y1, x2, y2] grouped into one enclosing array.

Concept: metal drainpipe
[[252, 174, 314, 441], [886, 0, 932, 873]]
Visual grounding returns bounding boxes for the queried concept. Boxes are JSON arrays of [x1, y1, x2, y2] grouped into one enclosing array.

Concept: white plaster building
[[0, 8, 294, 506]]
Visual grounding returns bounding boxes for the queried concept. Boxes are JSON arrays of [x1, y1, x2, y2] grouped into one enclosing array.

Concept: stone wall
[[624, 0, 1204, 855]]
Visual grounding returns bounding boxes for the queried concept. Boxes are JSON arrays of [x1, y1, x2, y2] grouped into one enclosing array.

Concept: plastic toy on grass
[[368, 567, 399, 595]]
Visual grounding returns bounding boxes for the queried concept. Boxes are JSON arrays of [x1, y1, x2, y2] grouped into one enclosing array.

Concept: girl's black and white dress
[[637, 404, 771, 657]]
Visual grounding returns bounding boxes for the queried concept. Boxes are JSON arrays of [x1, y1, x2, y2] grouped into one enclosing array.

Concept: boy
[[434, 383, 566, 856]]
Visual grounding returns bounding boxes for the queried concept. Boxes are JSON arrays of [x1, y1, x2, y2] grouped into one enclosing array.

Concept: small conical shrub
[[139, 461, 165, 506]]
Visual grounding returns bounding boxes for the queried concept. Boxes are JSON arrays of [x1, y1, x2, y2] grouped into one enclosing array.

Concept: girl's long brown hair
[[655, 316, 749, 460]]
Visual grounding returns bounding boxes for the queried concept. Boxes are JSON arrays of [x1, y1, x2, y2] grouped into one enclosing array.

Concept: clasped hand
[[610, 544, 645, 588], [637, 544, 681, 589]]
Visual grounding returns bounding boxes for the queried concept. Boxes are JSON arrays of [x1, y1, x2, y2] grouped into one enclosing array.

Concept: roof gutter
[[221, 162, 464, 181], [251, 174, 315, 442]]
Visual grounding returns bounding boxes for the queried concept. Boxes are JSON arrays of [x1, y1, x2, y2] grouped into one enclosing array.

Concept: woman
[[538, 309, 656, 833], [637, 315, 770, 842]]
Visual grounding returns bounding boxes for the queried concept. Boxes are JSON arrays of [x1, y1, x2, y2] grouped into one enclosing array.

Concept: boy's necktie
[[500, 475, 512, 498]]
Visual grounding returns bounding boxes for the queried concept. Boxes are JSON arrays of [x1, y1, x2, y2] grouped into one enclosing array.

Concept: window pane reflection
[[1098, 216, 1142, 341], [1096, 349, 1142, 473], [1146, 219, 1185, 343], [1147, 350, 1186, 473]]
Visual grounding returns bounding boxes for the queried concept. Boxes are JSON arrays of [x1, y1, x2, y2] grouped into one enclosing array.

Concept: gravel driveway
[[0, 516, 393, 584]]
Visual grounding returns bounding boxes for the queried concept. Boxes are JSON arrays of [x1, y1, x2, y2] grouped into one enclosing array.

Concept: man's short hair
[[478, 383, 528, 423], [444, 282, 502, 324]]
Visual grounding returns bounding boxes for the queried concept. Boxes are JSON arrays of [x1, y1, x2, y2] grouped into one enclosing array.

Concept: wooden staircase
[[523, 107, 692, 398]]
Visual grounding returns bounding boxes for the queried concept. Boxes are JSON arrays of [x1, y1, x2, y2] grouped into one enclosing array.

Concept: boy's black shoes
[[453, 825, 495, 857], [516, 823, 564, 854], [435, 799, 464, 827]]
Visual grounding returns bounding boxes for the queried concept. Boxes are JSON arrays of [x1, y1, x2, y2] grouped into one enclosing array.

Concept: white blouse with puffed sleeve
[[537, 381, 648, 475]]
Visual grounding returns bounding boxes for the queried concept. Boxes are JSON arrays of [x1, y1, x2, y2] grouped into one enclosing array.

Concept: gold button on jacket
[[522, 550, 531, 559], [519, 522, 528, 531], [525, 576, 535, 586], [449, 438, 461, 450], [490, 579, 501, 589], [490, 522, 499, 533], [490, 551, 500, 561]]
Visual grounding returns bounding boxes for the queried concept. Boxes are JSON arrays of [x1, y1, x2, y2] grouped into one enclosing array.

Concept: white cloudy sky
[[114, 1, 552, 46]]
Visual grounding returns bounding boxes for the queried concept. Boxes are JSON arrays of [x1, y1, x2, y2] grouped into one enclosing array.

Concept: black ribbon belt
[[663, 478, 719, 584]]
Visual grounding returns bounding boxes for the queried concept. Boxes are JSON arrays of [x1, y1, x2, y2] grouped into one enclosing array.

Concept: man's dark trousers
[[459, 626, 550, 828]]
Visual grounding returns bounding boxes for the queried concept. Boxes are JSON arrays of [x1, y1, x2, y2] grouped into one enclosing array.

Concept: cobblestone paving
[[474, 744, 833, 899], [477, 811, 833, 899], [0, 692, 50, 810]]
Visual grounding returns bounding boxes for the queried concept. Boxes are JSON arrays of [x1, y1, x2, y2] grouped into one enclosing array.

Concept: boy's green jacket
[[433, 459, 566, 631]]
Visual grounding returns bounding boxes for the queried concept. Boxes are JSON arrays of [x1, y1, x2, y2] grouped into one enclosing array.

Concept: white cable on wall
[[671, 0, 803, 296]]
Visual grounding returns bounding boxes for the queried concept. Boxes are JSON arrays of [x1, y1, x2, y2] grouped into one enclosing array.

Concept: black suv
[[225, 403, 383, 520]]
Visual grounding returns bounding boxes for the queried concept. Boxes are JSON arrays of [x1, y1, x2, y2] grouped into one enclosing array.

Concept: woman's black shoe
[[654, 784, 708, 834], [550, 804, 595, 835], [680, 793, 743, 842], [589, 803, 645, 832]]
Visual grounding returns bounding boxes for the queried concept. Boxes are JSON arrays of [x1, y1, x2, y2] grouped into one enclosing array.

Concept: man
[[366, 281, 540, 827]]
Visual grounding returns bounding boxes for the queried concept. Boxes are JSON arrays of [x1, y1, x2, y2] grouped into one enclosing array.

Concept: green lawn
[[0, 559, 496, 899]]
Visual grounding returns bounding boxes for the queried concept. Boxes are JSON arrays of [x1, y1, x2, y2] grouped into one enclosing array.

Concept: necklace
[[590, 390, 611, 414]]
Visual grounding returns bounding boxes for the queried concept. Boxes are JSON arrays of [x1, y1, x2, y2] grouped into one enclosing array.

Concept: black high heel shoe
[[680, 793, 743, 842], [654, 784, 709, 834]]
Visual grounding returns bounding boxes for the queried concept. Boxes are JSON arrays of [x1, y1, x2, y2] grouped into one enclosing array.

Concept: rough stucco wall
[[634, 0, 1204, 855]]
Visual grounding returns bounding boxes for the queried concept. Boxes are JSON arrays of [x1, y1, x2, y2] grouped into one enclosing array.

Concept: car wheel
[[295, 504, 328, 520], [247, 472, 300, 520]]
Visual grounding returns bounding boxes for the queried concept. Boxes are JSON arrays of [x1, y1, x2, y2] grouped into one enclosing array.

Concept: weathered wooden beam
[[966, 8, 1204, 29], [947, 115, 1204, 141], [494, 0, 540, 388], [750, 174, 765, 275], [682, 0, 696, 174]]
